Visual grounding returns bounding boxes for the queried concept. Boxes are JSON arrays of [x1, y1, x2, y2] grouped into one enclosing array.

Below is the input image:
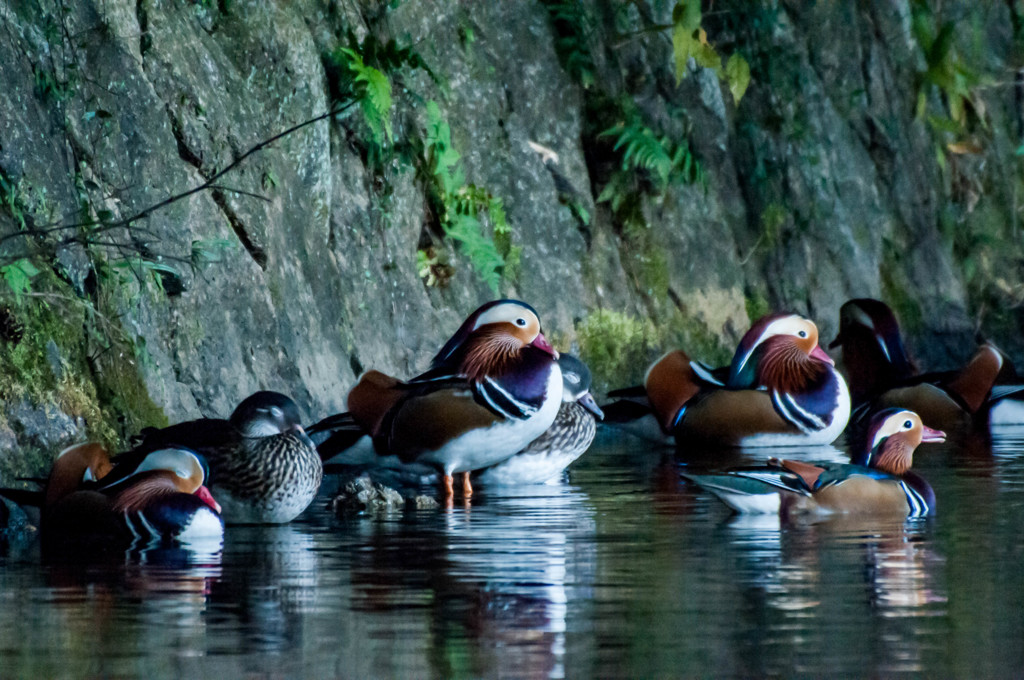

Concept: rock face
[[0, 1, 1022, 478]]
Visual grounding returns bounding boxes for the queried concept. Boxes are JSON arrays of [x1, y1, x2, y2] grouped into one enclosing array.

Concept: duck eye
[[798, 330, 808, 338], [903, 420, 913, 429], [515, 318, 527, 327], [270, 406, 283, 418]]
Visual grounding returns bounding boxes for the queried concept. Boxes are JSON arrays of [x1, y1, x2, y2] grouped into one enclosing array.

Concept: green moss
[[659, 312, 732, 368], [879, 244, 924, 335], [575, 309, 658, 395], [744, 289, 771, 326], [0, 274, 167, 470]]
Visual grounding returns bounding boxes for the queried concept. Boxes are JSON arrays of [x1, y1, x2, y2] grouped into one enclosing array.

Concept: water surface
[[2, 428, 1024, 678]]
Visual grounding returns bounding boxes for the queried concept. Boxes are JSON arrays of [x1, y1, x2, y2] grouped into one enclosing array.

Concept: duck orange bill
[[195, 485, 222, 514], [921, 425, 946, 443], [578, 392, 604, 420], [530, 332, 559, 358], [810, 344, 835, 365]]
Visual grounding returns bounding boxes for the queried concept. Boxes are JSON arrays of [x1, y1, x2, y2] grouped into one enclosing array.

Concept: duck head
[[113, 447, 222, 514], [45, 442, 114, 507], [829, 299, 916, 400], [432, 300, 558, 380], [558, 354, 604, 419], [230, 391, 312, 445], [432, 300, 557, 366], [728, 313, 833, 390], [861, 409, 945, 475]]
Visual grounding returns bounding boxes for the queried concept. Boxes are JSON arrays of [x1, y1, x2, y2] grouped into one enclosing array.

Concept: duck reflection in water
[[717, 513, 946, 675], [205, 523, 321, 655], [344, 484, 596, 679]]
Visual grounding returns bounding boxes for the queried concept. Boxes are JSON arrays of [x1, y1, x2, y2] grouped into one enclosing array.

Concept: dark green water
[[2, 427, 1024, 678]]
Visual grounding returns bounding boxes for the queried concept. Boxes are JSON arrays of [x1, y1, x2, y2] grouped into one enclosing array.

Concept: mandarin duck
[[43, 442, 223, 543], [830, 298, 1022, 430], [126, 391, 322, 524], [310, 299, 563, 500], [473, 353, 604, 485], [607, 313, 850, 447], [684, 409, 944, 517]]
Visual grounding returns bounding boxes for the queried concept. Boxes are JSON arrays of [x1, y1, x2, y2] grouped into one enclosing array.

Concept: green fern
[[599, 120, 701, 189], [540, 0, 597, 88], [325, 33, 437, 149], [422, 101, 515, 294], [338, 47, 393, 145]]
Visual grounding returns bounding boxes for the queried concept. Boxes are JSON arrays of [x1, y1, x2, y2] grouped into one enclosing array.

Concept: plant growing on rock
[[417, 101, 520, 294]]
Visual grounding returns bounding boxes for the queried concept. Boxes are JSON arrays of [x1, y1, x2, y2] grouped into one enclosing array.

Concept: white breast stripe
[[123, 513, 142, 541], [771, 391, 815, 434], [483, 376, 539, 419], [900, 481, 929, 517], [476, 380, 518, 419], [783, 393, 827, 430], [136, 511, 161, 539]]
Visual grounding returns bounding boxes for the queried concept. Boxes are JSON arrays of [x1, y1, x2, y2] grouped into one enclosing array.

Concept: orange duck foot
[[461, 471, 473, 498]]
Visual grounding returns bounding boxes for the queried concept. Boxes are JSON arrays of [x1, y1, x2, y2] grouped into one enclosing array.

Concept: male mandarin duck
[[829, 298, 1021, 430], [684, 409, 944, 517], [43, 442, 223, 543], [608, 313, 850, 447], [311, 299, 563, 500], [473, 353, 604, 485], [126, 391, 322, 524]]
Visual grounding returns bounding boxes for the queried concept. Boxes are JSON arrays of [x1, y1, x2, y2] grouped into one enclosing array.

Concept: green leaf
[[725, 53, 751, 104], [1, 258, 40, 301]]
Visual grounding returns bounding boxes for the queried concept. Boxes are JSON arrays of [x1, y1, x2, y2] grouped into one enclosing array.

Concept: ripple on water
[[2, 428, 1024, 676]]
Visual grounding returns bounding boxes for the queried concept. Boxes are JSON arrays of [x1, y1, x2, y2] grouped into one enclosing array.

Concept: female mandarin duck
[[43, 442, 223, 543], [126, 391, 322, 524], [312, 300, 563, 500], [685, 409, 944, 517], [617, 313, 850, 447], [829, 298, 1020, 429], [473, 353, 604, 485]]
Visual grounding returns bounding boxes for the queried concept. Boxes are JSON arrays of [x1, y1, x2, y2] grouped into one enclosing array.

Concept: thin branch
[[0, 101, 356, 250], [208, 184, 272, 202]]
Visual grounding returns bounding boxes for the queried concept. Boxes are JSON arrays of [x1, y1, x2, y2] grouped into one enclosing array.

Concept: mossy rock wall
[[1, 0, 1022, 480]]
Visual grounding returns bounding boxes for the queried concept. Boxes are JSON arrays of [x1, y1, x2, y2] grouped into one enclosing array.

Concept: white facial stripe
[[871, 411, 916, 451], [474, 303, 538, 330], [735, 315, 813, 376], [135, 449, 203, 481], [849, 306, 876, 331]]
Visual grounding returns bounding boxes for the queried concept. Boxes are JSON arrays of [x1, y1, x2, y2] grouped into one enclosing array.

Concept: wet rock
[[413, 495, 441, 510], [331, 476, 406, 515]]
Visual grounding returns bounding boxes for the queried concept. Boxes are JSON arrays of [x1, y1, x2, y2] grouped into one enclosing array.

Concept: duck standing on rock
[[473, 353, 604, 486], [43, 442, 223, 544], [606, 313, 850, 448], [311, 299, 563, 502], [684, 409, 944, 518], [126, 391, 322, 524]]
